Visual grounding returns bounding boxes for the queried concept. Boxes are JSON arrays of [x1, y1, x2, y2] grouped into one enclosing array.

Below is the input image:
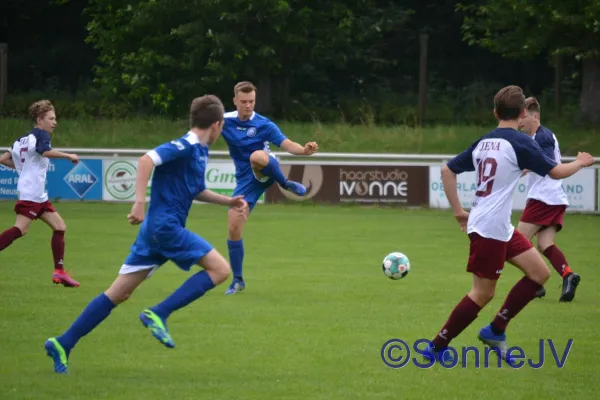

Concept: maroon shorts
[[520, 199, 566, 232], [466, 230, 533, 280], [14, 200, 56, 220]]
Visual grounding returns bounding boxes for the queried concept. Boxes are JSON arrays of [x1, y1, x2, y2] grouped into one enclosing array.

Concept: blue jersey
[[221, 111, 287, 183], [144, 132, 208, 232]]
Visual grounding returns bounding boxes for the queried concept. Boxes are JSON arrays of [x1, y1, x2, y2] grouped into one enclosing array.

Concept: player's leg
[[0, 214, 32, 251], [250, 150, 306, 196], [45, 268, 153, 374], [537, 226, 580, 302], [141, 232, 229, 347], [0, 201, 38, 251], [478, 231, 547, 364], [226, 203, 249, 294], [424, 234, 503, 363], [225, 180, 265, 294], [516, 221, 546, 298], [39, 207, 79, 287]]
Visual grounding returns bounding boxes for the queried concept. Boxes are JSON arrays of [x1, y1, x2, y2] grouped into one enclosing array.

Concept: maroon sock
[[492, 276, 542, 332], [52, 230, 65, 271], [432, 295, 482, 349], [543, 245, 572, 277], [0, 226, 23, 251]]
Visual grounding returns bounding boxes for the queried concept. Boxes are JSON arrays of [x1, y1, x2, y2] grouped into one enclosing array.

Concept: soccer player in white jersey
[[0, 100, 80, 287], [420, 86, 594, 366], [517, 97, 580, 302]]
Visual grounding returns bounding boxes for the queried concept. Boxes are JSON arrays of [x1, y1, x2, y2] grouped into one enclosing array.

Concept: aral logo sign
[[103, 160, 137, 201], [64, 161, 98, 198]]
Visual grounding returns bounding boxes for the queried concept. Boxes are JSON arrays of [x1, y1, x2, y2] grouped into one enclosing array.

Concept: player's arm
[[0, 151, 14, 169], [194, 190, 247, 209], [127, 154, 154, 225], [515, 136, 594, 180], [269, 123, 319, 155], [128, 138, 194, 225], [33, 130, 79, 163], [443, 144, 477, 231], [548, 154, 594, 179]]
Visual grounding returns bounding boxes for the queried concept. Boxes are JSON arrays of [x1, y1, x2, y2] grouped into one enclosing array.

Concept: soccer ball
[[382, 252, 410, 280]]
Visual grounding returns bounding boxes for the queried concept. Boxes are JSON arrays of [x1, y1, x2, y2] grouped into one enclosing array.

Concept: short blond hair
[[234, 81, 257, 96], [524, 97, 540, 114], [29, 100, 55, 122]]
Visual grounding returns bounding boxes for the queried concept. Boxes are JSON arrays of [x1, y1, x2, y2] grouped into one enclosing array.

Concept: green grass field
[[1, 202, 599, 399], [1, 117, 599, 155]]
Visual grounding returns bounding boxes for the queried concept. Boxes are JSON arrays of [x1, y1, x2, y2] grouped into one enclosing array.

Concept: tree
[[458, 0, 600, 125], [83, 0, 411, 114]]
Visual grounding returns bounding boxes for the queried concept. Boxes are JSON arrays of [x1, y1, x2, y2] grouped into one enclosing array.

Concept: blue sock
[[228, 239, 244, 280], [150, 270, 216, 320], [57, 293, 116, 355], [259, 156, 287, 186]]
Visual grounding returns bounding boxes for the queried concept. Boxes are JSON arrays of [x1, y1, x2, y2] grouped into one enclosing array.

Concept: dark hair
[[29, 100, 54, 123], [524, 97, 540, 114], [234, 81, 257, 95], [493, 85, 525, 120], [189, 95, 224, 129]]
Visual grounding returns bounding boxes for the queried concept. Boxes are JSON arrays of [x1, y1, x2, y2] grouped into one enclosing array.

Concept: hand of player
[[576, 152, 595, 167], [68, 154, 79, 164], [127, 201, 145, 225], [230, 195, 248, 212], [304, 142, 319, 155], [454, 210, 469, 232]]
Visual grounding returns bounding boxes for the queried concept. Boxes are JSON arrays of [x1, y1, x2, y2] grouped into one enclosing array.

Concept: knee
[[528, 266, 551, 285], [469, 288, 495, 307], [55, 221, 67, 232], [227, 214, 244, 241], [105, 290, 131, 305], [536, 239, 552, 254], [17, 225, 28, 236], [210, 262, 231, 285], [249, 150, 269, 169]]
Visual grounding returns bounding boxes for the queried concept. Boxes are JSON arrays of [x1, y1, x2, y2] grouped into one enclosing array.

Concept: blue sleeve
[[447, 141, 478, 174], [33, 130, 52, 155], [267, 123, 287, 147], [147, 138, 193, 166], [512, 134, 557, 176], [535, 131, 556, 161]]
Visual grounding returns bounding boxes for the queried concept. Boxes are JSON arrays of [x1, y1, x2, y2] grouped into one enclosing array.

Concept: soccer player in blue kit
[[221, 82, 319, 294], [44, 95, 248, 374]]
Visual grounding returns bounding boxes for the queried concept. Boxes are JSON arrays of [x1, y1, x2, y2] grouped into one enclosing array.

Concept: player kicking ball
[[422, 86, 594, 365], [220, 81, 319, 295], [517, 97, 580, 302], [44, 95, 247, 374], [0, 100, 80, 287]]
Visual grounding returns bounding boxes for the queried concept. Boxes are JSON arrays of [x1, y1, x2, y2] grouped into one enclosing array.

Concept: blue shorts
[[119, 227, 214, 275], [233, 175, 274, 212]]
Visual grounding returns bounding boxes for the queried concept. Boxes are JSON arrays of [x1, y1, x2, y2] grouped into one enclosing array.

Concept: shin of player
[[517, 97, 580, 302], [44, 95, 248, 374], [423, 86, 594, 365], [0, 100, 79, 287], [222, 82, 319, 294]]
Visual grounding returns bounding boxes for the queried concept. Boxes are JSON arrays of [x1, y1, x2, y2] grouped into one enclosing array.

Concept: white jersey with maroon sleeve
[[10, 128, 53, 203], [447, 128, 557, 242], [525, 125, 568, 206]]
